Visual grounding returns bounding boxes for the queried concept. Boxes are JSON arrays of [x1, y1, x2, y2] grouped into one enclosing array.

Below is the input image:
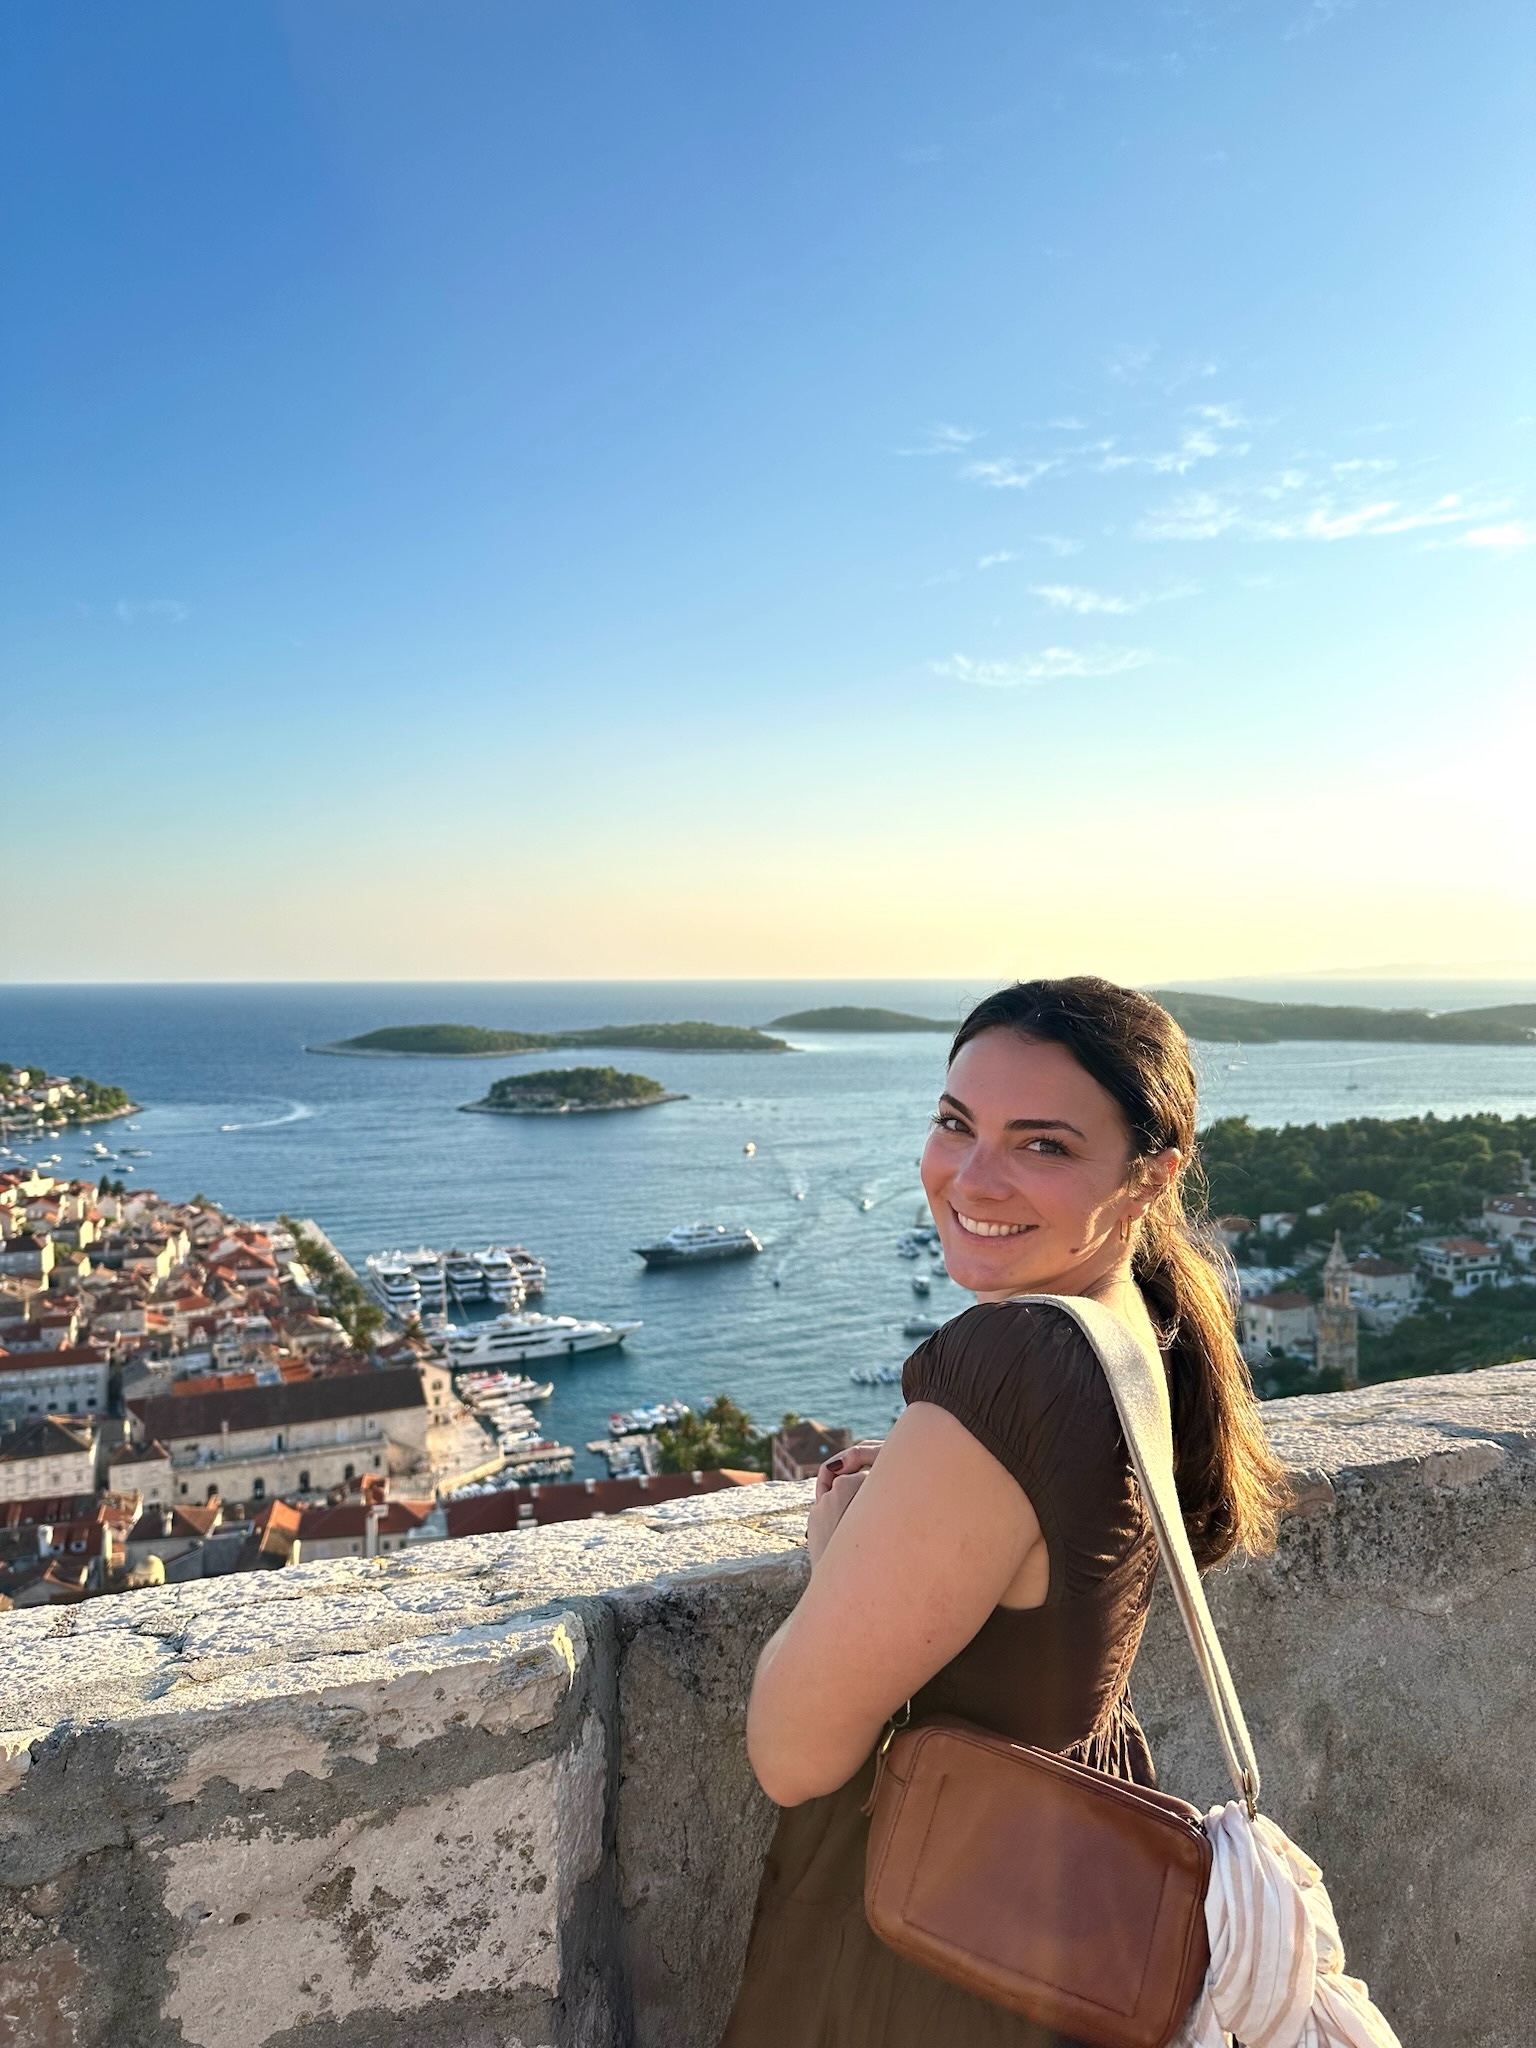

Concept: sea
[[3, 978, 1534, 1473]]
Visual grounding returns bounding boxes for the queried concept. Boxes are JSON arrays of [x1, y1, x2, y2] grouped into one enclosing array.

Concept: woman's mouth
[[952, 1210, 1035, 1239]]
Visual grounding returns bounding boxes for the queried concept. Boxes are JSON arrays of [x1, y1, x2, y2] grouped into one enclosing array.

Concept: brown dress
[[722, 1300, 1160, 2048]]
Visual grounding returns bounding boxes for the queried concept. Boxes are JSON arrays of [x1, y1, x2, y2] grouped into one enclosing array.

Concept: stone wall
[[2, 1362, 1535, 2048]]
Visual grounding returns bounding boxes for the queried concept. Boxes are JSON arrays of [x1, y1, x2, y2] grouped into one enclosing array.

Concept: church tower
[[1316, 1230, 1359, 1389]]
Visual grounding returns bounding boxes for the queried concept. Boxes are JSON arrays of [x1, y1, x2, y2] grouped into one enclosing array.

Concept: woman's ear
[[1128, 1148, 1181, 1218]]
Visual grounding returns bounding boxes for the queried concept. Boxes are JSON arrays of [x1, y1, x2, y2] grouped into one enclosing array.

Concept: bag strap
[[1011, 1293, 1262, 1816]]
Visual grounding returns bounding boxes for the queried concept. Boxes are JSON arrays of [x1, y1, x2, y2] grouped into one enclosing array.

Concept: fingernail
[[824, 1457, 844, 1474]]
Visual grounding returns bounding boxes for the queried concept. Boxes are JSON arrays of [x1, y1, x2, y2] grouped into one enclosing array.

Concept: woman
[[724, 977, 1288, 2048]]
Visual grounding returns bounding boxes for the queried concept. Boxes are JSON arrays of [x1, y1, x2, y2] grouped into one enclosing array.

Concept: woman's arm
[[746, 1400, 1043, 1807]]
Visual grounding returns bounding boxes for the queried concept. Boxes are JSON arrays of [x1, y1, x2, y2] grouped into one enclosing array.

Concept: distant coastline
[[1151, 991, 1536, 1047], [310, 1020, 790, 1057]]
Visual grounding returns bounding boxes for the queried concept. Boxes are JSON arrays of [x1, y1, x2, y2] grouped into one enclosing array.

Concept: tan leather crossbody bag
[[862, 1294, 1263, 2048]]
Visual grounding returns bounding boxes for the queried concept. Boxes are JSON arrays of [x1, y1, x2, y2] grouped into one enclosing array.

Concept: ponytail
[[951, 977, 1291, 1570], [1132, 1189, 1289, 1568]]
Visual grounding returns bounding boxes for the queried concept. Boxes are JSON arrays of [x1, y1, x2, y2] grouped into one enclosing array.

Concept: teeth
[[955, 1213, 1031, 1238]]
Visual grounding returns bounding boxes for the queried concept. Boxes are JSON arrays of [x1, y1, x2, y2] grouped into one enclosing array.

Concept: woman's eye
[[931, 1112, 969, 1134], [1025, 1137, 1070, 1157]]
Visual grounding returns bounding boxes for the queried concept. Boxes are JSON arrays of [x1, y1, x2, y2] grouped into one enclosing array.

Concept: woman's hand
[[806, 1470, 865, 1569], [814, 1438, 884, 1499]]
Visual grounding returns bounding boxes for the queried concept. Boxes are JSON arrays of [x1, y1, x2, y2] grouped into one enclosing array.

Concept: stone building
[[771, 1417, 852, 1481], [1316, 1230, 1360, 1388]]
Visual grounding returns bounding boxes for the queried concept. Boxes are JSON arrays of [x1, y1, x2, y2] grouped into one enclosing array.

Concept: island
[[310, 1020, 790, 1056], [460, 1067, 687, 1115], [1151, 991, 1536, 1046], [766, 1006, 951, 1032], [0, 1061, 139, 1130]]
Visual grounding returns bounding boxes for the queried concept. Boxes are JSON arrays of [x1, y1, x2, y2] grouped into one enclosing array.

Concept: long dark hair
[[950, 976, 1288, 1568]]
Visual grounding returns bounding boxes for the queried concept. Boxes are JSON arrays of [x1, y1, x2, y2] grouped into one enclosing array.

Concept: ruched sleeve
[[901, 1301, 1148, 1604]]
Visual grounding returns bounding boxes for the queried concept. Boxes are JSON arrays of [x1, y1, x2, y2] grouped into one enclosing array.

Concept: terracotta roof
[[0, 1493, 101, 1528], [1349, 1257, 1413, 1278], [0, 1346, 107, 1374], [129, 1364, 426, 1443], [1486, 1195, 1536, 1219], [444, 1467, 763, 1538], [298, 1499, 433, 1542], [1432, 1238, 1498, 1258], [1247, 1291, 1313, 1311]]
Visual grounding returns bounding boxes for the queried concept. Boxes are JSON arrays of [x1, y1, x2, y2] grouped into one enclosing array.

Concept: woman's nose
[[949, 1142, 1017, 1205]]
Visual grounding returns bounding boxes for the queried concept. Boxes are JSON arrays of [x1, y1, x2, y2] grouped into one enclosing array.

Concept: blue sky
[[3, 0, 1532, 980]]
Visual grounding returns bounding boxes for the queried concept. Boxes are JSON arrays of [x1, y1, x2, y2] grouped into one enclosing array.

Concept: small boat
[[858, 1196, 875, 1212], [911, 1272, 931, 1296], [609, 1399, 690, 1438], [904, 1316, 942, 1339], [743, 1142, 756, 1156], [850, 1363, 904, 1387]]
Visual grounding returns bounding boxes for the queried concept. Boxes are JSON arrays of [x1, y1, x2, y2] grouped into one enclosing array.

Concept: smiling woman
[[725, 976, 1288, 2048]]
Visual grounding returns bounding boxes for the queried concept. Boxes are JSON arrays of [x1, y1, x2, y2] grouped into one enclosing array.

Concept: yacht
[[444, 1250, 487, 1304], [505, 1245, 547, 1297], [850, 1363, 905, 1387], [403, 1248, 447, 1313], [439, 1311, 641, 1368], [365, 1252, 422, 1319], [632, 1222, 762, 1268], [476, 1248, 527, 1305]]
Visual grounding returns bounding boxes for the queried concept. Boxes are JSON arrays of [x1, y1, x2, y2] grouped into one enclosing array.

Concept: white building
[[1418, 1238, 1503, 1296], [0, 1416, 98, 1502], [0, 1345, 110, 1422], [127, 1361, 463, 1505], [1240, 1291, 1316, 1361], [1482, 1196, 1536, 1262]]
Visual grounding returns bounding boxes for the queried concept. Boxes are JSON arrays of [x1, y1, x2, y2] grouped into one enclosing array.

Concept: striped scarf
[[1173, 1803, 1402, 2048]]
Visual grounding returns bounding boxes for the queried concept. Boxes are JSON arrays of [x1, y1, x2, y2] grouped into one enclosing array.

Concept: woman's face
[[921, 1028, 1159, 1301]]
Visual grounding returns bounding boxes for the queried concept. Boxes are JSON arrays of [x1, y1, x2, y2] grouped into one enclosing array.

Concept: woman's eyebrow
[[938, 1092, 1086, 1141]]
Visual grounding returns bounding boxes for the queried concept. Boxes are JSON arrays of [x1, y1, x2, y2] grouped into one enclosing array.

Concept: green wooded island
[[460, 1066, 686, 1115], [1151, 991, 1536, 1045], [767, 1006, 952, 1032], [311, 1020, 789, 1056]]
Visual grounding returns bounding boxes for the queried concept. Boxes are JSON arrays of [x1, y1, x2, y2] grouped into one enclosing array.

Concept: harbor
[[4, 979, 1534, 1482]]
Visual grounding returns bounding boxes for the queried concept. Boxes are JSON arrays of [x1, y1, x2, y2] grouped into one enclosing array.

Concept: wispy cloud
[[931, 646, 1156, 688], [1285, 0, 1361, 39], [1037, 533, 1083, 556], [978, 549, 1020, 570], [1030, 581, 1197, 615], [115, 598, 191, 623], [1098, 405, 1250, 476], [899, 422, 983, 456], [1139, 482, 1492, 544], [964, 456, 1061, 491], [1462, 520, 1536, 552]]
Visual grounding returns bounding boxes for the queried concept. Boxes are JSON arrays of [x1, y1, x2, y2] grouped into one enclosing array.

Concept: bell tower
[[1315, 1230, 1359, 1389]]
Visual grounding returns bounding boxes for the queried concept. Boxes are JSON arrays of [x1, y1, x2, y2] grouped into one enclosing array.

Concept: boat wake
[[220, 1102, 316, 1132]]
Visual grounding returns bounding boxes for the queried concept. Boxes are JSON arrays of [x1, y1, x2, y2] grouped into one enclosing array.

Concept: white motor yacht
[[366, 1252, 422, 1320], [441, 1312, 641, 1368], [632, 1222, 762, 1268]]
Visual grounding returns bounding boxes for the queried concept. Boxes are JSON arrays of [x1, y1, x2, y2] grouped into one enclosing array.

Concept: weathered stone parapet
[[2, 1364, 1535, 2048]]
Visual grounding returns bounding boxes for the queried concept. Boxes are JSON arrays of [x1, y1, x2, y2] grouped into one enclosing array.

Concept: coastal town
[[0, 1165, 786, 1607]]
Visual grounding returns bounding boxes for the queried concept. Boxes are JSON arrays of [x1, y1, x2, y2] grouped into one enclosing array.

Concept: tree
[[654, 1395, 774, 1474], [279, 1215, 386, 1355]]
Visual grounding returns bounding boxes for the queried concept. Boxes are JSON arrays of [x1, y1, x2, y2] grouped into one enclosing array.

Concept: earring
[[1118, 1215, 1131, 1245]]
